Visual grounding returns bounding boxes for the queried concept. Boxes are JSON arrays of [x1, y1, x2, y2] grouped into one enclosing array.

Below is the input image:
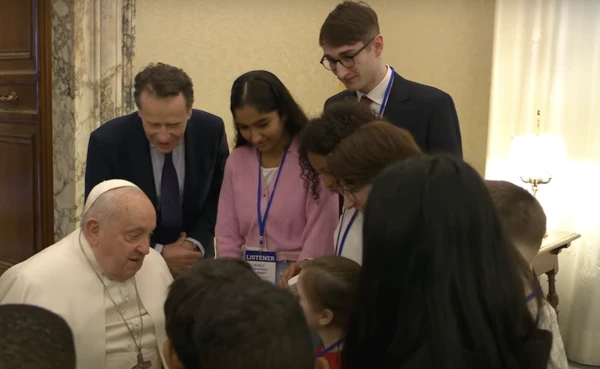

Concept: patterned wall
[[51, 0, 137, 239]]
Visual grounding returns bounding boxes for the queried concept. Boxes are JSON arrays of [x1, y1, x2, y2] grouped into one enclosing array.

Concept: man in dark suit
[[85, 63, 229, 276], [319, 1, 463, 158]]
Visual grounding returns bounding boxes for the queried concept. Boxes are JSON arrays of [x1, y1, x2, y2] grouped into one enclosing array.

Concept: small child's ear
[[318, 309, 334, 326], [163, 338, 185, 369]]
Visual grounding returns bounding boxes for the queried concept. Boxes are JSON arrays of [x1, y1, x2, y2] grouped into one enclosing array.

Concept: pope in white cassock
[[0, 179, 174, 369]]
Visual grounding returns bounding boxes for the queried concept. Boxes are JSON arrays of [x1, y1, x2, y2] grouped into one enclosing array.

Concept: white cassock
[[0, 180, 174, 369]]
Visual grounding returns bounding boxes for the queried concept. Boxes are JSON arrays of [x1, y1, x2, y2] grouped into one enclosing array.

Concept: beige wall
[[136, 0, 495, 173], [135, 0, 340, 144], [370, 0, 495, 172]]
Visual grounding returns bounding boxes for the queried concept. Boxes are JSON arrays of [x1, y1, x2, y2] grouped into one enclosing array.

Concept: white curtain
[[486, 0, 600, 365]]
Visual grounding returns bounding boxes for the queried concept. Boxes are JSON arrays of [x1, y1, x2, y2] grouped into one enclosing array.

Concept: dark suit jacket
[[325, 72, 463, 158], [84, 109, 229, 257]]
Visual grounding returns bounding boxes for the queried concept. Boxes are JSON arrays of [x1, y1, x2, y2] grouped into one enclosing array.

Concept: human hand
[[279, 260, 307, 289], [161, 233, 202, 277], [181, 240, 202, 255]]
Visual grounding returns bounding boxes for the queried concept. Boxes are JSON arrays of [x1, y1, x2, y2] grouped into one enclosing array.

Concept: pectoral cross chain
[[132, 351, 151, 369]]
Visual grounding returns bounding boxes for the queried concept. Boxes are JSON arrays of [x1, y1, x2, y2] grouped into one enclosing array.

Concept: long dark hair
[[343, 155, 551, 369], [230, 71, 319, 199], [230, 70, 307, 148]]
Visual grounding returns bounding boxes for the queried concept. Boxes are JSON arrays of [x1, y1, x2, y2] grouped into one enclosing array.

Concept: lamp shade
[[509, 134, 566, 181]]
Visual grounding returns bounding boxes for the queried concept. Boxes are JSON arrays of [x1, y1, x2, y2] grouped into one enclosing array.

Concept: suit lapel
[[129, 115, 158, 206], [382, 72, 410, 122]]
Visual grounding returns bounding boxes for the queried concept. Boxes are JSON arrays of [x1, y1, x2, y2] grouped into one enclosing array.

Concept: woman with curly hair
[[281, 101, 421, 286], [279, 100, 377, 287], [215, 70, 338, 284]]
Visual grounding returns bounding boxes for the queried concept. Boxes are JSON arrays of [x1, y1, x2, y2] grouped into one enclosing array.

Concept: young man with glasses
[[319, 1, 463, 158]]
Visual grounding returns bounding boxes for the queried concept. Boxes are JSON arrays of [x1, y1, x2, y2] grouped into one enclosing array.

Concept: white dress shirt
[[356, 65, 393, 114], [333, 210, 364, 265]]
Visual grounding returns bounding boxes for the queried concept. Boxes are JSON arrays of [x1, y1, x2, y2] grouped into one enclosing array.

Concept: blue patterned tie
[[158, 152, 182, 244]]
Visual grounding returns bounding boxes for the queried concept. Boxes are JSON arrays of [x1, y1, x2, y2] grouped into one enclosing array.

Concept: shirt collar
[[357, 65, 393, 105], [149, 139, 184, 151], [79, 229, 129, 285]]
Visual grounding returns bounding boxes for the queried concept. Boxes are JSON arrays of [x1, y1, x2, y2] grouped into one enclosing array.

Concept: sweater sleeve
[[215, 160, 245, 259], [298, 180, 339, 260]]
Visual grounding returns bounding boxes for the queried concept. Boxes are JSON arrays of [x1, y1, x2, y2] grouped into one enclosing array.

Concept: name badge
[[244, 248, 277, 284]]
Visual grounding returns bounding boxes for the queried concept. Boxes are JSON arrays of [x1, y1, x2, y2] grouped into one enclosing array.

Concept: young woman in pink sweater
[[215, 70, 339, 284]]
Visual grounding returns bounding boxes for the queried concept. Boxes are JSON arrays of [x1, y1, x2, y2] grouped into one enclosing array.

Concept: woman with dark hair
[[215, 70, 338, 284], [325, 121, 422, 266], [298, 100, 379, 195], [281, 100, 379, 287], [325, 121, 422, 211], [281, 106, 421, 286], [343, 155, 552, 369]]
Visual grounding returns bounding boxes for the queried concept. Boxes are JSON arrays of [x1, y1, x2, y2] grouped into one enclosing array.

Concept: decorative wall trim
[[51, 0, 136, 240]]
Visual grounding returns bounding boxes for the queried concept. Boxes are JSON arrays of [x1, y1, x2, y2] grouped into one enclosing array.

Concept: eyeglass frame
[[319, 36, 377, 71]]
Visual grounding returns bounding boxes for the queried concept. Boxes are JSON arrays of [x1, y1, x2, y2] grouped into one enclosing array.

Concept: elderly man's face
[[91, 191, 156, 281]]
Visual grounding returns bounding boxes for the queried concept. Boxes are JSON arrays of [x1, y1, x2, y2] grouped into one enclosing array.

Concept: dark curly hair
[[298, 100, 378, 196], [230, 71, 320, 199]]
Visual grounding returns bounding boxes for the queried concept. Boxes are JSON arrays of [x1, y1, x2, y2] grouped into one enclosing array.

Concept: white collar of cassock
[[79, 231, 105, 277]]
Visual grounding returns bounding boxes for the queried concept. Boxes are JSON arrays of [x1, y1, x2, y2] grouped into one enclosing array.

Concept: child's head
[[485, 180, 547, 265], [0, 304, 76, 369], [164, 258, 314, 369], [182, 257, 259, 282], [297, 256, 361, 332]]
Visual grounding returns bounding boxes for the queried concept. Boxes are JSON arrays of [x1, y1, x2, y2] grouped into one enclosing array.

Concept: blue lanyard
[[257, 147, 289, 248], [378, 66, 395, 117], [316, 338, 344, 358], [335, 209, 359, 256], [525, 291, 536, 303]]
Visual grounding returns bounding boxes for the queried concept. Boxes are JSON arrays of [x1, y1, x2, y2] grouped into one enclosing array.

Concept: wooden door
[[0, 0, 53, 274]]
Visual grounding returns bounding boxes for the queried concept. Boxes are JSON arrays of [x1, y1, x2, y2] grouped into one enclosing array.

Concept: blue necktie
[[158, 152, 182, 244]]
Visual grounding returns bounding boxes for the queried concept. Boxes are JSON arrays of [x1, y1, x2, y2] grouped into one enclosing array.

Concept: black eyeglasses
[[319, 37, 376, 71]]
